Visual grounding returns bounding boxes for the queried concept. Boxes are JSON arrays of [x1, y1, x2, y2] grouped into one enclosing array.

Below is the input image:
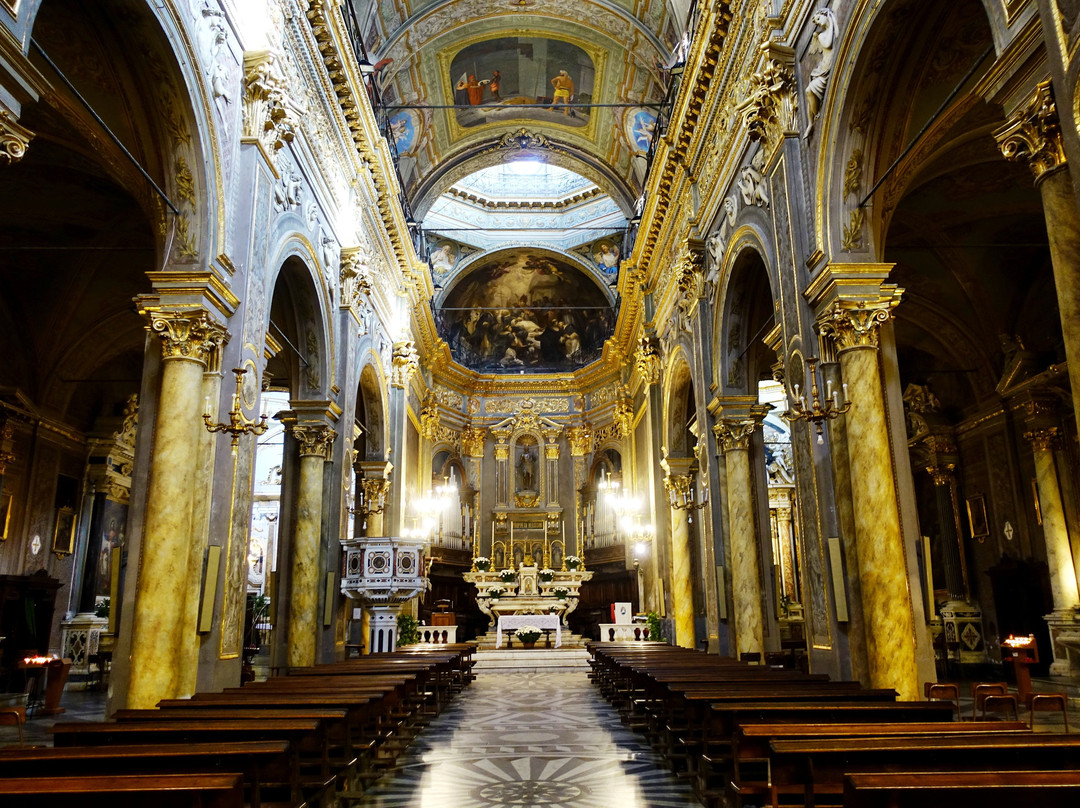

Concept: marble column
[[386, 341, 417, 535], [817, 292, 920, 701], [127, 310, 228, 708], [996, 80, 1080, 438], [713, 412, 767, 658], [287, 423, 335, 669], [662, 454, 697, 648]]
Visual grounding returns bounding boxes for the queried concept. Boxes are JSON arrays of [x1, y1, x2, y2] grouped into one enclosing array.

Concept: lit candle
[[842, 382, 849, 402], [204, 395, 211, 417], [826, 380, 833, 401]]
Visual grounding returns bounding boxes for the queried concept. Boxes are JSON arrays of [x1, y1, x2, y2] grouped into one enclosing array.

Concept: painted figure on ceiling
[[550, 70, 574, 114], [490, 70, 502, 101]]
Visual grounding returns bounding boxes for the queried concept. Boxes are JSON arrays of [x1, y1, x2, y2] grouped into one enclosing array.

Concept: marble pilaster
[[713, 408, 769, 659], [127, 309, 228, 708], [287, 422, 335, 669], [816, 286, 921, 701]]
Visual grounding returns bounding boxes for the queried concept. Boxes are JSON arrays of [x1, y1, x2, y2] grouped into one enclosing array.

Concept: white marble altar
[[496, 614, 561, 648]]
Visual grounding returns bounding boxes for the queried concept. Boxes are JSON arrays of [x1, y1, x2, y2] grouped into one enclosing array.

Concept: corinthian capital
[[339, 245, 373, 308], [737, 42, 797, 147], [145, 309, 229, 367], [0, 108, 33, 167], [816, 286, 903, 352], [994, 80, 1067, 183], [242, 50, 295, 158], [636, 334, 663, 385], [391, 340, 419, 388], [1025, 426, 1061, 453], [419, 392, 440, 440], [292, 422, 335, 459], [712, 410, 766, 454]]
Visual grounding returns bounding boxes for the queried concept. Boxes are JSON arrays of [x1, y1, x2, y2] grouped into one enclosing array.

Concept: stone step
[[473, 629, 589, 651], [474, 648, 591, 673]]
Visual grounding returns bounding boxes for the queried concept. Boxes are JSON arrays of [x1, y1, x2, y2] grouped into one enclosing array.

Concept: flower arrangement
[[565, 555, 582, 570], [515, 625, 542, 644], [553, 586, 569, 600], [539, 568, 554, 582], [487, 586, 506, 598], [499, 569, 517, 583], [474, 556, 491, 571]]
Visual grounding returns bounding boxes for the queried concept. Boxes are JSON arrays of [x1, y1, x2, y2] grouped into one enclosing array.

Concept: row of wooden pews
[[588, 642, 1080, 807], [0, 642, 476, 807]]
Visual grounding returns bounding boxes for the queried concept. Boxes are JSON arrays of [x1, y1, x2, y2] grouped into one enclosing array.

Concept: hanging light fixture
[[781, 357, 852, 444]]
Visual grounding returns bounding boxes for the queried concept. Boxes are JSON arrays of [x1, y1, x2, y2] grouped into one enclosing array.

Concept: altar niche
[[515, 437, 539, 507]]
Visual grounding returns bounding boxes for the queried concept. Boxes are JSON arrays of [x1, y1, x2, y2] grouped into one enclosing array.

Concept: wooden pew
[[0, 740, 293, 808], [768, 734, 1080, 807], [0, 772, 246, 808], [843, 770, 1080, 808]]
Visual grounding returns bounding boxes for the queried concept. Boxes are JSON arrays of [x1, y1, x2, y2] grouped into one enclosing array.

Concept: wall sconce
[[781, 356, 851, 444], [664, 471, 707, 511], [204, 368, 269, 447]]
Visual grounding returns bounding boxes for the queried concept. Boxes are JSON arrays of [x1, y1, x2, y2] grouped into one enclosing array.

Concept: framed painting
[[52, 506, 77, 557], [965, 494, 989, 539]]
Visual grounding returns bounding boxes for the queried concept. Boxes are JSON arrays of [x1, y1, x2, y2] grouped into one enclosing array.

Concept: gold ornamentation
[[994, 80, 1067, 183], [494, 444, 510, 461], [712, 416, 761, 454], [737, 45, 797, 146], [359, 477, 390, 515], [462, 426, 486, 458], [1024, 427, 1061, 453], [175, 156, 196, 206], [391, 340, 419, 388], [0, 109, 33, 167], [613, 386, 634, 437], [146, 309, 229, 367], [662, 472, 698, 510], [292, 422, 335, 460], [815, 288, 903, 352], [419, 392, 440, 440], [843, 149, 863, 199], [339, 245, 373, 308], [636, 334, 662, 385], [242, 50, 295, 158], [841, 207, 865, 252], [592, 421, 620, 447]]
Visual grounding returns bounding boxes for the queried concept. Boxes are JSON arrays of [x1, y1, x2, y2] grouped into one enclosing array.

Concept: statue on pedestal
[[517, 442, 536, 492]]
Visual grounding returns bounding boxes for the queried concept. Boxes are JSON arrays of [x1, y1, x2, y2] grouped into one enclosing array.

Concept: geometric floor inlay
[[352, 670, 702, 806]]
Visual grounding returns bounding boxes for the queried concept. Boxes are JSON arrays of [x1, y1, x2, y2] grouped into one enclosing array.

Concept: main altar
[[463, 561, 593, 624]]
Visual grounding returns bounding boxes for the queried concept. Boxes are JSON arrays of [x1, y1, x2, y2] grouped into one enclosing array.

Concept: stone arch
[[663, 348, 697, 458], [264, 252, 331, 402], [713, 241, 778, 396], [815, 0, 998, 260], [356, 359, 388, 462]]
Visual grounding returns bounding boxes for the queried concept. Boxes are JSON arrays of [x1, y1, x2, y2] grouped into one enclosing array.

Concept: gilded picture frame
[[965, 494, 989, 539], [52, 506, 77, 557]]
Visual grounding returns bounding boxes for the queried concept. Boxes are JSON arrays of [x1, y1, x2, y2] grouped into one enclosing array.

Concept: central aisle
[[355, 669, 701, 807]]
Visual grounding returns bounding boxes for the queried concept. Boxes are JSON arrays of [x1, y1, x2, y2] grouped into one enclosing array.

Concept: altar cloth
[[496, 614, 561, 649]]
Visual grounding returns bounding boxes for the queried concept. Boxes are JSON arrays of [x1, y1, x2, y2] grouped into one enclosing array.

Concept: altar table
[[496, 614, 561, 649]]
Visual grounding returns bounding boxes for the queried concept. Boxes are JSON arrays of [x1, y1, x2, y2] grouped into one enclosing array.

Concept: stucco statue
[[738, 149, 770, 208], [518, 443, 536, 491], [803, 8, 839, 139]]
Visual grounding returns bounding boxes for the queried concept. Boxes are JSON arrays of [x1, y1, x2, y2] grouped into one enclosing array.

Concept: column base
[[1044, 608, 1080, 677], [939, 600, 985, 665]]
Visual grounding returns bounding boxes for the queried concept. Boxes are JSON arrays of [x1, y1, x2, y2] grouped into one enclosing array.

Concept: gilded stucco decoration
[[636, 333, 663, 385], [292, 422, 336, 460], [567, 424, 592, 456], [994, 80, 1068, 184], [340, 245, 373, 308], [737, 43, 797, 148], [0, 108, 32, 167], [815, 287, 903, 352], [461, 425, 486, 458], [420, 392, 441, 440], [391, 340, 420, 388], [242, 50, 297, 159], [145, 309, 230, 367]]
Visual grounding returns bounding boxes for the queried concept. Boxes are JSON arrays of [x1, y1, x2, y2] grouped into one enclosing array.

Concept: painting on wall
[[624, 107, 657, 153], [435, 250, 613, 372], [387, 109, 419, 155], [450, 37, 595, 128]]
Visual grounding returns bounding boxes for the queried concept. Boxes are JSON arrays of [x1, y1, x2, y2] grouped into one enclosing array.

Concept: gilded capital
[[0, 108, 33, 167], [674, 236, 707, 308], [614, 388, 634, 437], [292, 422, 336, 459], [359, 477, 390, 515], [567, 424, 592, 456], [391, 340, 419, 388], [419, 392, 440, 440], [994, 80, 1067, 183], [145, 309, 229, 367], [461, 425, 486, 458], [339, 246, 372, 307], [636, 334, 663, 385], [736, 42, 797, 146], [816, 287, 902, 352], [713, 417, 759, 453], [242, 50, 295, 158], [1025, 426, 1061, 453], [926, 463, 955, 487]]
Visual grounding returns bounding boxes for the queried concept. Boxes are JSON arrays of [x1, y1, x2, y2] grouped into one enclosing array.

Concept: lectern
[[1001, 634, 1038, 704]]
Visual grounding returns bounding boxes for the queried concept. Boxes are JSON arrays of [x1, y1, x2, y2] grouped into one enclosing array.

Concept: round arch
[[713, 240, 778, 396]]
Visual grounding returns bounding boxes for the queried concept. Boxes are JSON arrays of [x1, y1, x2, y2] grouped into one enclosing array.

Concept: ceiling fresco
[[349, 0, 676, 206]]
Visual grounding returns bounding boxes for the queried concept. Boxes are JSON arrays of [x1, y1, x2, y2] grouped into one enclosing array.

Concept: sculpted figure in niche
[[518, 441, 537, 492], [803, 8, 838, 139]]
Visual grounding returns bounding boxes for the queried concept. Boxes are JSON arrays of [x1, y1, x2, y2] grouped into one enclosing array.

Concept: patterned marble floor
[[353, 670, 701, 807]]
